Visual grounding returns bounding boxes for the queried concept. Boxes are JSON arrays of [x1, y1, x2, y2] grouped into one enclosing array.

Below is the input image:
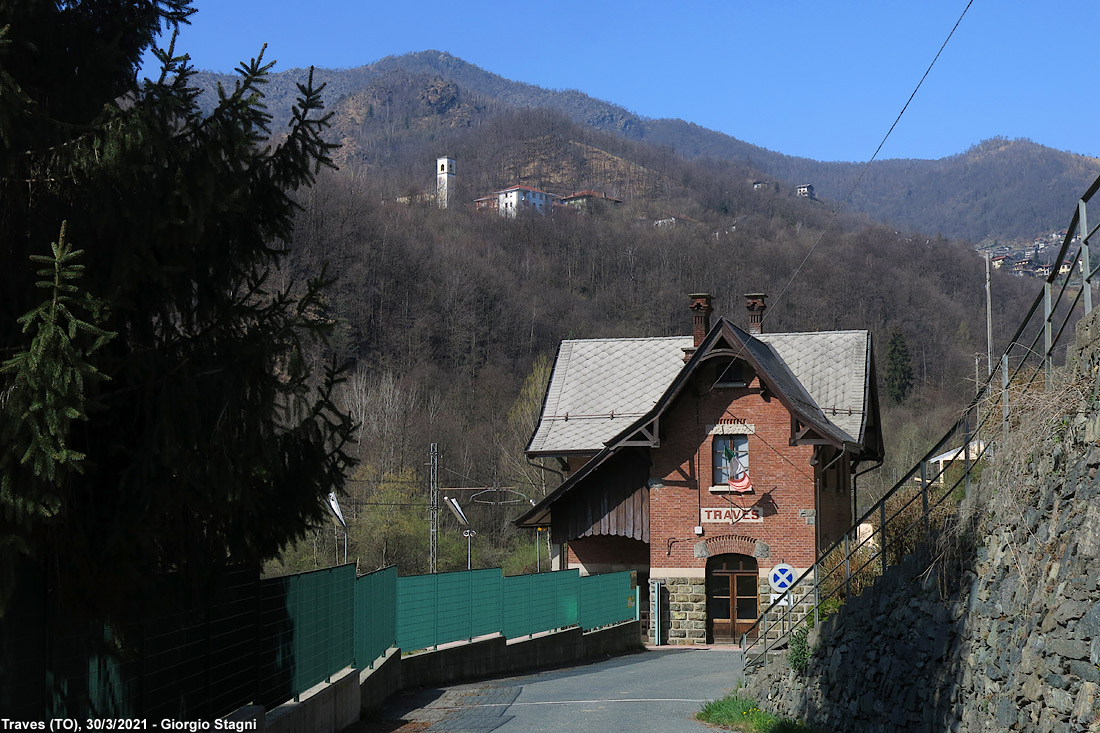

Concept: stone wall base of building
[[652, 577, 707, 645]]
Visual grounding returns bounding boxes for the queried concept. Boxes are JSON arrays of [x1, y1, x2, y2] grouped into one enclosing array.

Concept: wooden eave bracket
[[790, 415, 831, 446], [615, 416, 660, 448]]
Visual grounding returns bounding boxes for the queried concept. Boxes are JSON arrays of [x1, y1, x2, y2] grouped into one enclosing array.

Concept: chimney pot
[[745, 293, 767, 335], [689, 293, 713, 349]]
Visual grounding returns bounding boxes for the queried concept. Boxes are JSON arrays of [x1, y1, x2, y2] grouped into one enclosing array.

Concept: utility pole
[[985, 252, 994, 376], [429, 442, 438, 574]]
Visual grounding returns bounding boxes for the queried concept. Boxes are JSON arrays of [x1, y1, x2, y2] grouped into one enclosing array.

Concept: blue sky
[[146, 1, 1098, 162]]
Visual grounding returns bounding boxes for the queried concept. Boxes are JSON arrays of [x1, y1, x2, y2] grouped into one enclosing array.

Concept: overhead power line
[[765, 0, 976, 326]]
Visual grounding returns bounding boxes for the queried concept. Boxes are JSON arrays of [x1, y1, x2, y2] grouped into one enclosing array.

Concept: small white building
[[925, 441, 985, 483], [477, 185, 559, 218]]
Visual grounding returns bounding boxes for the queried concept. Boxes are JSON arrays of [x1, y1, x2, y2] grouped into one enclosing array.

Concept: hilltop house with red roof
[[515, 294, 884, 645]]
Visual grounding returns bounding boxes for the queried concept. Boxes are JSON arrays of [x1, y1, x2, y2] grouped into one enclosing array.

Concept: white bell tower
[[436, 156, 456, 209]]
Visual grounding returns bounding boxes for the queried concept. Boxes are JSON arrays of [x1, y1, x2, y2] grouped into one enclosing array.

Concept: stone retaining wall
[[746, 308, 1100, 732]]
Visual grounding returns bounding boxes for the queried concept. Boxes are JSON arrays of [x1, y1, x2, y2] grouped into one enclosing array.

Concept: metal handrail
[[741, 172, 1100, 668]]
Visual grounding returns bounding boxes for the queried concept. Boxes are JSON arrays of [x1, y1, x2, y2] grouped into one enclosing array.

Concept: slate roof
[[527, 336, 692, 455], [517, 320, 880, 528], [756, 331, 870, 443], [527, 322, 872, 456]]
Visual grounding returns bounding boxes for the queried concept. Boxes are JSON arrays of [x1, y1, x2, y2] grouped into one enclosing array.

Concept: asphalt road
[[363, 646, 745, 732]]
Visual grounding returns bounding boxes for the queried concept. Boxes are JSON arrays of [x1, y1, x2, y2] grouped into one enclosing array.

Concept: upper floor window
[[714, 435, 749, 486], [715, 360, 749, 387]]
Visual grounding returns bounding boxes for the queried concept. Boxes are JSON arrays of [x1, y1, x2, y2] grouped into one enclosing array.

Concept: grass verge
[[697, 694, 824, 732]]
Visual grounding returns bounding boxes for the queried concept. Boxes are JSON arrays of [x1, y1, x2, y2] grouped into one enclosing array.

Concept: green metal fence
[[501, 569, 581, 639], [48, 621, 138, 719], [396, 568, 637, 651], [353, 565, 397, 668], [396, 568, 502, 651], [579, 571, 635, 631], [142, 568, 259, 718], [3, 563, 635, 720], [256, 563, 355, 707], [3, 566, 264, 721]]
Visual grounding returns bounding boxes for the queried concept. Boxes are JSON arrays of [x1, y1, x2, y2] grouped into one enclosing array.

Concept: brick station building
[[515, 294, 884, 644]]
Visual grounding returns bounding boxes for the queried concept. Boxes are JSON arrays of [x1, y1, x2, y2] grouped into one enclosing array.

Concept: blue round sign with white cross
[[769, 563, 796, 592]]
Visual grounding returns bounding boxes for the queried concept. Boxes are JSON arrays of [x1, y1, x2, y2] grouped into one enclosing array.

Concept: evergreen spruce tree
[[885, 328, 914, 405], [0, 2, 354, 620]]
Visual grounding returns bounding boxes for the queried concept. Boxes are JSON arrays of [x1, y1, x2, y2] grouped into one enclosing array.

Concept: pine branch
[[269, 66, 338, 190], [1, 223, 114, 500]]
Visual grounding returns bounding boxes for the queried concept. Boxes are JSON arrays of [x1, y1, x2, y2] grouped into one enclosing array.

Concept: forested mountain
[[263, 91, 1040, 575], [753, 138, 1100, 246], [192, 51, 1100, 243], [184, 49, 1065, 578]]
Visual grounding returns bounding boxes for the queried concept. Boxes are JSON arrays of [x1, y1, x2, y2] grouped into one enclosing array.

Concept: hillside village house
[[559, 190, 624, 212], [516, 294, 884, 645], [416, 156, 622, 218], [474, 184, 559, 218]]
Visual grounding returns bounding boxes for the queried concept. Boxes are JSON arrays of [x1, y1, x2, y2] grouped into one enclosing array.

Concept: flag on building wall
[[724, 444, 753, 493]]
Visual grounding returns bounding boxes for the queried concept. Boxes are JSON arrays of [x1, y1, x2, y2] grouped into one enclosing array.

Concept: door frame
[[706, 553, 759, 643]]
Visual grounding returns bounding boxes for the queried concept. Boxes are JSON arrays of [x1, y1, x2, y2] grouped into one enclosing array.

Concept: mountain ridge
[[190, 50, 1100, 242]]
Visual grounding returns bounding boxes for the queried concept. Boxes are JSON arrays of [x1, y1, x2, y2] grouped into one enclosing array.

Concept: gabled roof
[[526, 336, 692, 455], [560, 190, 623, 203], [517, 319, 881, 528], [756, 331, 871, 443], [612, 320, 868, 454], [495, 185, 558, 196], [527, 321, 874, 456]]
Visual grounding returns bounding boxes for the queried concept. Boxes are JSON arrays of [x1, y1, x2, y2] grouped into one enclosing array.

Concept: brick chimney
[[689, 293, 713, 347], [745, 293, 767, 335]]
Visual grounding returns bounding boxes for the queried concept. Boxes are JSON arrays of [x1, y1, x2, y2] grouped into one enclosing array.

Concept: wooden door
[[707, 571, 758, 642]]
